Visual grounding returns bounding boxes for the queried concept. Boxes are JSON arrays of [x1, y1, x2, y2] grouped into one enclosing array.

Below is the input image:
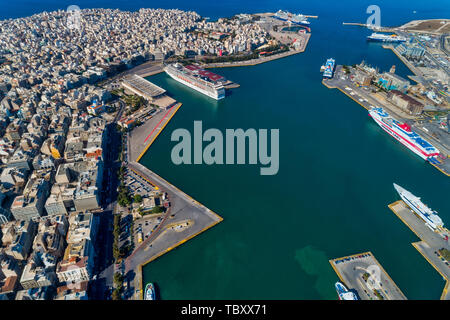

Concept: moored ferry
[[322, 58, 335, 78], [164, 63, 226, 100], [273, 10, 310, 26], [369, 107, 440, 161], [393, 183, 443, 230], [367, 33, 407, 43], [144, 283, 156, 300], [335, 282, 359, 300]]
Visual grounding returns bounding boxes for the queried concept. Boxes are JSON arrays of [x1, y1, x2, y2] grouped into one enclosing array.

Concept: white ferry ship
[[393, 183, 443, 230], [369, 107, 440, 162]]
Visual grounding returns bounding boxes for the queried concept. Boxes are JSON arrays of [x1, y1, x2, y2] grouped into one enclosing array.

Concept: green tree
[[134, 194, 143, 203], [151, 206, 164, 214], [112, 288, 121, 300], [114, 272, 124, 286]]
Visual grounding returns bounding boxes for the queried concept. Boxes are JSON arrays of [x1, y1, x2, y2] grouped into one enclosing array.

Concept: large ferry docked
[[322, 58, 335, 78], [393, 183, 443, 230], [164, 63, 226, 100], [367, 33, 407, 43], [144, 283, 156, 300], [335, 282, 359, 300], [369, 107, 440, 162], [273, 10, 310, 26]]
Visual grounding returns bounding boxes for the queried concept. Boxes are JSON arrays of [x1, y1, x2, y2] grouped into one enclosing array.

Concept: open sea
[[4, 0, 450, 299]]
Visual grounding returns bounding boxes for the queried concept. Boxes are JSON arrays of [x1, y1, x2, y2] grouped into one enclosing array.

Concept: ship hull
[[393, 184, 443, 230], [369, 110, 439, 161], [398, 192, 438, 230], [165, 68, 225, 100], [273, 16, 310, 26], [367, 38, 406, 43], [144, 283, 156, 300]]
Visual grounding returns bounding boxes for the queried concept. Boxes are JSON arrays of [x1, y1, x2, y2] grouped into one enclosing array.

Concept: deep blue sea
[[4, 0, 450, 299]]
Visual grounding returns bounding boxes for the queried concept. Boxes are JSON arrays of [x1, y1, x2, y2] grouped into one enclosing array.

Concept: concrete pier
[[124, 96, 223, 300], [388, 200, 450, 300], [330, 251, 407, 300]]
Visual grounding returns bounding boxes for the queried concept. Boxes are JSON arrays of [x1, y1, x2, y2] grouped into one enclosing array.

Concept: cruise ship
[[273, 10, 310, 26], [367, 33, 407, 43], [393, 183, 444, 230], [369, 107, 440, 161], [164, 63, 226, 100], [335, 282, 359, 300], [322, 58, 335, 78]]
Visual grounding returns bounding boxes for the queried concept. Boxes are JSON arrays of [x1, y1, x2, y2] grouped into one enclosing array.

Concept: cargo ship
[[322, 58, 335, 78], [393, 183, 443, 230], [273, 10, 310, 26], [367, 33, 407, 43], [335, 282, 359, 300], [144, 283, 156, 300], [369, 107, 440, 162], [164, 63, 225, 100]]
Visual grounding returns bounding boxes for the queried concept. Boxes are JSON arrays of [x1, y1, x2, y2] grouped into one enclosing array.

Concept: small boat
[[144, 283, 156, 300]]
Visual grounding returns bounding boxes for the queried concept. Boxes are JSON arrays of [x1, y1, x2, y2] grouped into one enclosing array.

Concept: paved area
[[124, 162, 222, 300], [330, 252, 407, 300], [128, 102, 182, 162], [134, 214, 164, 244], [389, 200, 450, 299], [123, 106, 222, 300]]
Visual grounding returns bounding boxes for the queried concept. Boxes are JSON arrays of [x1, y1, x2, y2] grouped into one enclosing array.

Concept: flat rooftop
[[122, 74, 166, 98]]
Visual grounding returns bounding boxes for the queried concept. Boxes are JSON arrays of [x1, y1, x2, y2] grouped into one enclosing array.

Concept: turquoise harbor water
[[4, 0, 450, 299]]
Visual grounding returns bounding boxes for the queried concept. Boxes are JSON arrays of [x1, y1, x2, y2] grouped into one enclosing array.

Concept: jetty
[[123, 94, 223, 300], [388, 200, 450, 300], [330, 251, 407, 300]]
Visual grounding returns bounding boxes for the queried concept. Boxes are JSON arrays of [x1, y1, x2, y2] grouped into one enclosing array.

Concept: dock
[[388, 200, 450, 300], [329, 251, 407, 300], [322, 65, 450, 177], [123, 92, 223, 300], [342, 22, 397, 32]]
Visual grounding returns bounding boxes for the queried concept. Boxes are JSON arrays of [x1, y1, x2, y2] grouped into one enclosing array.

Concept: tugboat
[[144, 283, 156, 300]]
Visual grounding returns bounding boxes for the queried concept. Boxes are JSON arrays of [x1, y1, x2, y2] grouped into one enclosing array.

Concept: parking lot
[[124, 166, 157, 196], [134, 214, 164, 245], [330, 252, 407, 300]]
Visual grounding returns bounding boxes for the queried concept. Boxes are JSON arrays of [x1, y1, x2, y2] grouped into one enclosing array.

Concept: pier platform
[[330, 251, 407, 300], [388, 200, 450, 299], [124, 96, 223, 300]]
